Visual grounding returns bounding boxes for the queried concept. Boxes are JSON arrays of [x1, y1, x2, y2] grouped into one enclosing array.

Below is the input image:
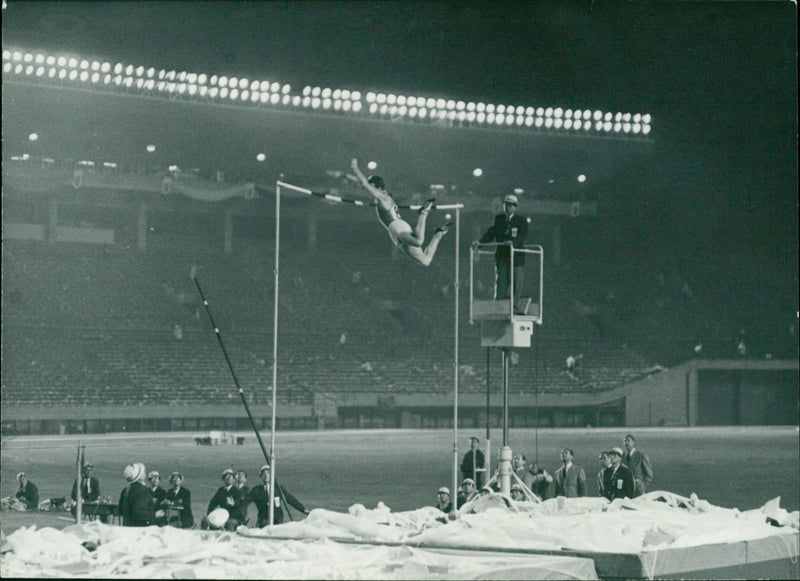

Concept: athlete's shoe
[[419, 198, 436, 214], [435, 221, 454, 234]]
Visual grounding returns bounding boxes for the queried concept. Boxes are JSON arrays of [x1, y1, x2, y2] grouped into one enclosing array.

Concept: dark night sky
[[2, 1, 798, 255]]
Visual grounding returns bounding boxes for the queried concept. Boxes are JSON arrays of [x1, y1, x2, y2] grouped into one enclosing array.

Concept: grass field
[[1, 426, 798, 534]]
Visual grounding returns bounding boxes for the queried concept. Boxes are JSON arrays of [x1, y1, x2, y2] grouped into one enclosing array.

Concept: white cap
[[503, 194, 519, 205]]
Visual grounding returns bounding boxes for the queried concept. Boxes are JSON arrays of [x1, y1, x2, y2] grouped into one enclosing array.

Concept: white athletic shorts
[[386, 219, 413, 247]]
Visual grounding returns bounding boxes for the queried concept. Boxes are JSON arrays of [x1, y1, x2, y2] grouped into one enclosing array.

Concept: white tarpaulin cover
[[1, 491, 797, 579]]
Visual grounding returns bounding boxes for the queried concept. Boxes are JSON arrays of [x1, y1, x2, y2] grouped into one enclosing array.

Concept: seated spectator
[[435, 486, 453, 513], [165, 472, 194, 529], [147, 471, 168, 526], [235, 469, 249, 498], [119, 463, 155, 526], [246, 464, 307, 527], [510, 483, 526, 502], [15, 472, 39, 510], [456, 478, 478, 508], [201, 468, 247, 531], [71, 463, 104, 522]]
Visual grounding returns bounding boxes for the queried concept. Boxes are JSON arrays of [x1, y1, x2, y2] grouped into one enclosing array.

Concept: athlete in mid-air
[[351, 158, 452, 267]]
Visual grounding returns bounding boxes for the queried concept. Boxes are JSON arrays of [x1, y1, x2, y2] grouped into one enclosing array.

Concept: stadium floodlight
[[554, 117, 563, 129], [467, 101, 475, 111], [435, 98, 445, 109], [545, 107, 553, 117], [229, 76, 238, 88], [387, 93, 396, 104], [293, 95, 302, 107], [238, 78, 248, 89], [467, 111, 476, 122], [554, 107, 563, 118], [603, 121, 612, 132], [476, 111, 485, 123], [632, 123, 641, 133], [545, 117, 553, 128], [322, 87, 332, 98], [592, 110, 602, 121], [456, 100, 465, 110], [312, 97, 321, 109], [604, 111, 612, 122], [218, 76, 228, 88], [419, 107, 428, 119], [574, 119, 582, 130], [272, 82, 282, 92], [68, 69, 78, 80], [220, 87, 229, 98], [525, 116, 533, 127], [427, 97, 436, 108], [535, 116, 544, 128], [381, 104, 389, 115], [241, 89, 249, 101], [486, 103, 495, 113], [497, 104, 506, 114], [67, 57, 78, 68], [623, 112, 631, 122], [642, 124, 651, 135], [642, 113, 651, 124], [302, 96, 311, 107], [623, 122, 631, 133], [352, 101, 362, 112], [614, 122, 622, 132], [369, 102, 377, 114], [342, 89, 351, 100], [48, 67, 56, 78], [36, 66, 45, 77], [377, 93, 386, 104], [351, 91, 361, 101], [633, 113, 641, 123], [229, 88, 239, 100], [342, 99, 352, 111], [209, 87, 219, 98], [271, 93, 280, 105], [516, 115, 524, 126], [366, 91, 375, 102], [198, 73, 207, 84], [323, 98, 332, 110], [477, 102, 486, 112], [564, 118, 573, 130]]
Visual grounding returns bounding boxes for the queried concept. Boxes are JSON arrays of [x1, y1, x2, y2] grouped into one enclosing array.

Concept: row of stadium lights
[[3, 49, 651, 136]]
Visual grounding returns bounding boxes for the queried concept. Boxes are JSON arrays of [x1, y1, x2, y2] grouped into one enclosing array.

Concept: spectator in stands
[[460, 436, 486, 488], [529, 460, 553, 500], [435, 486, 453, 513], [119, 463, 155, 526], [15, 472, 39, 510], [554, 449, 587, 497], [246, 464, 307, 527], [475, 194, 529, 304], [147, 471, 168, 526], [456, 478, 479, 508], [165, 472, 194, 529], [71, 463, 103, 521], [201, 468, 247, 531], [623, 434, 653, 497], [605, 447, 635, 500], [597, 451, 612, 498], [351, 158, 452, 267]]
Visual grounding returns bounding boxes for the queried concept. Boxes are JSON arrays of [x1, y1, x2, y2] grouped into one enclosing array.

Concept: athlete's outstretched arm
[[350, 158, 382, 201]]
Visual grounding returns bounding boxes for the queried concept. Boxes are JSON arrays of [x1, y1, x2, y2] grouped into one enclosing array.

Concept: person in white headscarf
[[118, 463, 154, 526]]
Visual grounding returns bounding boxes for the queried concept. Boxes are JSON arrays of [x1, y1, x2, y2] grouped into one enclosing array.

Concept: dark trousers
[[495, 262, 525, 302]]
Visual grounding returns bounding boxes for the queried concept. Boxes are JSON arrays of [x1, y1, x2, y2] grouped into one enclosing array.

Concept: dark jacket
[[207, 485, 247, 524], [72, 477, 100, 502], [165, 486, 194, 528], [479, 213, 529, 265], [603, 464, 635, 501], [247, 483, 306, 526], [16, 481, 39, 509], [119, 481, 155, 526]]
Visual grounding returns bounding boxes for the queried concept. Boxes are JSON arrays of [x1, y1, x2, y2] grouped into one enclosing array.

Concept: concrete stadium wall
[[622, 359, 799, 427]]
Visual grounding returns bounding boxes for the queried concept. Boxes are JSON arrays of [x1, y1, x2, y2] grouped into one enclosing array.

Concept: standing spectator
[[476, 194, 529, 303], [460, 436, 486, 489], [605, 447, 635, 500], [165, 472, 194, 529], [623, 434, 653, 497], [15, 472, 39, 510], [512, 454, 535, 491], [201, 468, 247, 531], [147, 471, 168, 526], [71, 463, 103, 521], [597, 451, 612, 498], [246, 464, 307, 527], [527, 461, 553, 500], [119, 463, 154, 526], [435, 486, 453, 513], [456, 478, 479, 508], [554, 449, 587, 498]]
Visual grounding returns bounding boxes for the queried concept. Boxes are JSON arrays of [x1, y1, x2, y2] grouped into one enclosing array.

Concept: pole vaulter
[[275, 165, 464, 516]]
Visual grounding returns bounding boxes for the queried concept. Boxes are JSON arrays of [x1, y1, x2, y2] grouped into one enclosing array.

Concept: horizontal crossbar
[[276, 180, 464, 210]]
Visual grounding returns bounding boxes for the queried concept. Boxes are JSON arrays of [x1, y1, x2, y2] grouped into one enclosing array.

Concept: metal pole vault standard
[[274, 180, 464, 515]]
